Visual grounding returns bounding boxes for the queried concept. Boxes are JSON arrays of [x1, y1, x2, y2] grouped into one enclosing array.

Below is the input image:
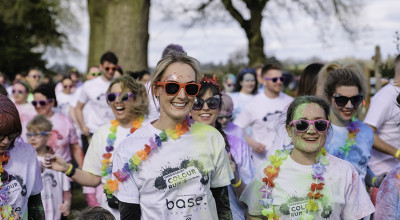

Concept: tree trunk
[[104, 0, 149, 71], [87, 0, 109, 70], [221, 0, 268, 67]]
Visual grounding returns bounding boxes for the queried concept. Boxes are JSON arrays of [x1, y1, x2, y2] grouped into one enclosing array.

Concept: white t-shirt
[[78, 77, 114, 133], [4, 141, 43, 219], [47, 113, 79, 162], [364, 83, 400, 175], [227, 135, 254, 220], [83, 122, 131, 218], [229, 92, 256, 119], [113, 122, 233, 220], [38, 156, 70, 220], [240, 153, 375, 220], [55, 92, 74, 117], [234, 92, 293, 168]]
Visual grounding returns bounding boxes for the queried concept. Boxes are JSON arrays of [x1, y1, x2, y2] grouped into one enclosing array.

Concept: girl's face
[[240, 73, 255, 94], [108, 83, 136, 124], [155, 62, 197, 124], [12, 83, 28, 104], [190, 89, 220, 127], [33, 93, 54, 117], [331, 86, 360, 123], [287, 103, 328, 154], [62, 78, 74, 94]]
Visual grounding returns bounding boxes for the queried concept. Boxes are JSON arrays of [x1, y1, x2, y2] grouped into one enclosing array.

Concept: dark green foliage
[[0, 0, 68, 79]]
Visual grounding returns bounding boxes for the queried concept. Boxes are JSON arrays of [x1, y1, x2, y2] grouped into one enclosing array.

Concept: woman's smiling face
[[287, 103, 328, 154], [156, 62, 197, 123]]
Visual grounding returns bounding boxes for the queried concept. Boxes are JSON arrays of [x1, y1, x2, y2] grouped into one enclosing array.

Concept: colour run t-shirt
[[4, 141, 43, 219], [325, 119, 373, 184], [38, 156, 70, 220], [113, 122, 233, 220], [240, 153, 374, 219]]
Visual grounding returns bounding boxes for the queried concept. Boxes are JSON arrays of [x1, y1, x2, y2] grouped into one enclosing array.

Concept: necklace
[[103, 115, 195, 197], [339, 118, 360, 156], [101, 116, 144, 178], [260, 147, 329, 219], [0, 152, 16, 219]]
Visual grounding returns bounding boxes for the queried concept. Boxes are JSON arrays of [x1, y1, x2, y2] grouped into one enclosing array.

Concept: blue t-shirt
[[325, 119, 374, 184]]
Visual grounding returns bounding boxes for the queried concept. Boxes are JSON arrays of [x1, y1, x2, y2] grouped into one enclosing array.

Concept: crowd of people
[[0, 44, 399, 220]]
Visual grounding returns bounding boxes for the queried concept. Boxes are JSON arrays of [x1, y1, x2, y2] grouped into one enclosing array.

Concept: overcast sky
[[45, 0, 400, 72]]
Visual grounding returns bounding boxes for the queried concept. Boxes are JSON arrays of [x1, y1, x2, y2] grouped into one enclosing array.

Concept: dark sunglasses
[[88, 72, 102, 76], [289, 119, 330, 133], [31, 99, 53, 107], [264, 76, 285, 83], [12, 89, 25, 94], [26, 132, 51, 139], [105, 67, 117, 72], [156, 82, 201, 97], [333, 94, 363, 107], [0, 133, 20, 142], [193, 95, 221, 110], [29, 75, 41, 79], [63, 85, 74, 89], [217, 115, 233, 121], [0, 170, 9, 183], [106, 93, 136, 103]]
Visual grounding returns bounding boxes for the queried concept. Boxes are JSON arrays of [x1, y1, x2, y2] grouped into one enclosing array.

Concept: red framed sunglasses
[[156, 82, 201, 97]]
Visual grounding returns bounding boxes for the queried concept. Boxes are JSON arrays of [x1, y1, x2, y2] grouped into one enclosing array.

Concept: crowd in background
[[0, 44, 399, 220]]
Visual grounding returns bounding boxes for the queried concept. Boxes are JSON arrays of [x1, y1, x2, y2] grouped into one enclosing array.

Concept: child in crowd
[[27, 115, 71, 220]]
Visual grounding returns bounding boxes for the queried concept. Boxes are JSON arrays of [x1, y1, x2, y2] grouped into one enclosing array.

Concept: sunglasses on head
[[289, 119, 330, 133], [264, 76, 285, 83], [193, 95, 221, 110], [12, 89, 25, 94], [217, 114, 233, 121], [31, 99, 53, 107], [26, 132, 51, 139], [88, 72, 102, 77], [106, 92, 136, 103], [333, 94, 363, 107], [156, 82, 201, 97], [105, 67, 117, 72]]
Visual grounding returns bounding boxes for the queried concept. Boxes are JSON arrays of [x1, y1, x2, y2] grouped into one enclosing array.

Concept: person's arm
[[119, 202, 141, 220], [44, 154, 101, 187], [243, 129, 266, 153], [70, 143, 84, 168], [367, 124, 399, 158], [211, 186, 232, 220], [229, 153, 246, 198], [28, 193, 45, 220], [75, 101, 90, 136], [60, 190, 71, 216]]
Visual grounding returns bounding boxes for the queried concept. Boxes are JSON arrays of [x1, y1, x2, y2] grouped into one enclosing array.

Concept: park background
[[1, 0, 399, 213]]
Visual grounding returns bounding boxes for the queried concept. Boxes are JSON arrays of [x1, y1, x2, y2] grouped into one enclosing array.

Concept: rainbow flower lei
[[103, 115, 195, 197], [339, 117, 360, 156], [0, 152, 16, 219], [260, 147, 329, 220], [101, 116, 144, 178]]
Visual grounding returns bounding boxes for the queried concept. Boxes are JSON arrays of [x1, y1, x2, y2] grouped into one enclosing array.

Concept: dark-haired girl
[[191, 76, 254, 220], [0, 94, 44, 219]]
